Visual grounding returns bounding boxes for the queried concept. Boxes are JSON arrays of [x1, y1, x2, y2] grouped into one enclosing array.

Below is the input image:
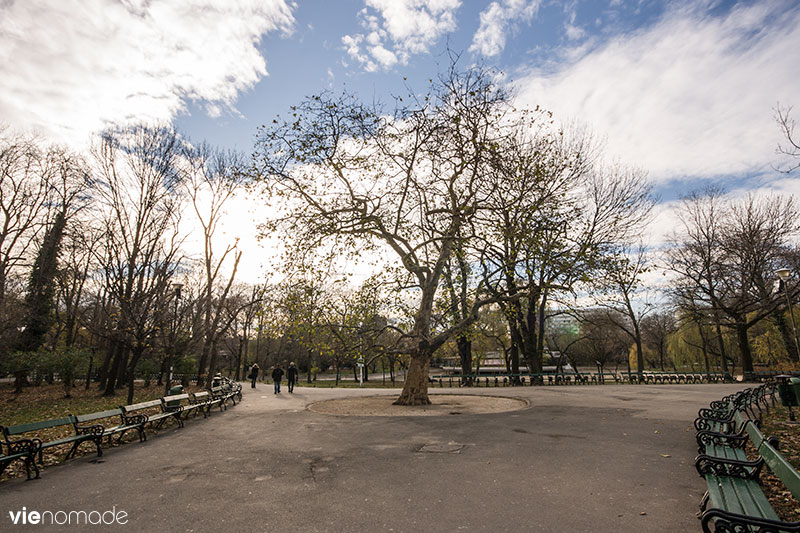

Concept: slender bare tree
[[184, 144, 245, 387]]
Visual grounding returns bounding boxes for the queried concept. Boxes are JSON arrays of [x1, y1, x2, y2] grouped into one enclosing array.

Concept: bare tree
[[775, 104, 800, 173], [92, 125, 186, 403], [574, 310, 629, 374], [640, 310, 678, 371], [668, 188, 800, 377], [478, 127, 651, 380], [668, 187, 734, 375], [254, 62, 529, 405], [184, 144, 245, 387], [593, 243, 654, 376]]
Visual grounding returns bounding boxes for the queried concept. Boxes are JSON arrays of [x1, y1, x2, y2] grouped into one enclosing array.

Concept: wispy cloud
[[470, 0, 540, 57], [514, 1, 800, 182], [342, 0, 460, 72], [0, 0, 295, 146]]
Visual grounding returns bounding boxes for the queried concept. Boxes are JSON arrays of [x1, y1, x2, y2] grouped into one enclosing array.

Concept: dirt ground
[[308, 393, 529, 416]]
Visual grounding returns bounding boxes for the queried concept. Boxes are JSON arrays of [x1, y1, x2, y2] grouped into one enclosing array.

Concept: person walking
[[287, 362, 298, 393], [271, 364, 284, 394], [248, 363, 259, 388]]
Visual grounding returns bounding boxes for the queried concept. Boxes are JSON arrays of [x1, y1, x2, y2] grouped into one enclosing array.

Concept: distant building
[[546, 312, 578, 333]]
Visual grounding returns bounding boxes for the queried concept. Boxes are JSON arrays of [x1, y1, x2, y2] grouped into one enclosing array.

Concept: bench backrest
[[732, 410, 751, 432], [3, 416, 76, 437], [122, 399, 162, 412], [758, 436, 800, 500], [163, 393, 190, 403], [75, 409, 123, 424], [192, 392, 210, 401]]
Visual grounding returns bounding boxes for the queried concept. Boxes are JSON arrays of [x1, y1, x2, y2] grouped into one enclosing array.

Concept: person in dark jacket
[[287, 362, 298, 393], [248, 363, 259, 388], [271, 365, 284, 394]]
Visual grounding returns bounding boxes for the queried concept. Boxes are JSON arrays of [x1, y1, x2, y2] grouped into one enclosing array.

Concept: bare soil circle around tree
[[307, 394, 529, 416]]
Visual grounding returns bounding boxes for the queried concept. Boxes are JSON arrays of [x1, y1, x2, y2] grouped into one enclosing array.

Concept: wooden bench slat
[[123, 400, 162, 411], [75, 409, 123, 423], [735, 477, 779, 520], [5, 417, 75, 435]]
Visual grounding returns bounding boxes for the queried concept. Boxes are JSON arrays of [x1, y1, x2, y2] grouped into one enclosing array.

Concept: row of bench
[[429, 371, 730, 387], [0, 379, 242, 481], [693, 382, 800, 531]]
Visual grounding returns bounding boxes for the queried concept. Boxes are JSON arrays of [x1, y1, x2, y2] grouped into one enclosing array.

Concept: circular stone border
[[307, 394, 529, 417]]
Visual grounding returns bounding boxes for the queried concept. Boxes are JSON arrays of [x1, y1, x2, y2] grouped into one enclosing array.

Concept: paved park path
[[0, 383, 745, 532]]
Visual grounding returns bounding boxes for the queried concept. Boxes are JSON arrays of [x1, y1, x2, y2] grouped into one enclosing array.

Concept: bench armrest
[[696, 428, 748, 453], [701, 508, 800, 533], [121, 414, 148, 426], [694, 417, 734, 433], [74, 424, 105, 437], [695, 454, 763, 480], [697, 407, 731, 419], [4, 437, 40, 455]]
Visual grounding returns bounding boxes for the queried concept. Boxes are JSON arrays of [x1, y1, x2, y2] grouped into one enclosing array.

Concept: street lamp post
[[165, 282, 183, 395], [776, 268, 800, 362]]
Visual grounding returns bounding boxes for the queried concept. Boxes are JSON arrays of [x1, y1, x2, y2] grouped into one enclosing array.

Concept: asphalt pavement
[[0, 383, 745, 532]]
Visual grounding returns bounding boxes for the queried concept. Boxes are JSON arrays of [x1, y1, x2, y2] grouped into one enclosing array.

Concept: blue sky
[[176, 0, 681, 153], [1, 0, 799, 281]]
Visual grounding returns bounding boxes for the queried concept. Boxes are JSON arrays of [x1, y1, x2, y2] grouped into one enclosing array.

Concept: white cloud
[[470, 0, 541, 57], [0, 0, 295, 147], [514, 1, 800, 182], [564, 23, 585, 41], [342, 0, 460, 71]]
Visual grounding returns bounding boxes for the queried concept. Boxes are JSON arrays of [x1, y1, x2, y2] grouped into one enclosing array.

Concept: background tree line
[[2, 64, 799, 406]]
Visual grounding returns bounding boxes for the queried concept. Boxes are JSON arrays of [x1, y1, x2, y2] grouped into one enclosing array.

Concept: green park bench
[[190, 391, 223, 416], [696, 417, 800, 532], [210, 385, 234, 409], [162, 393, 204, 419], [1, 416, 101, 470], [694, 384, 775, 434], [72, 408, 146, 447], [120, 398, 184, 433]]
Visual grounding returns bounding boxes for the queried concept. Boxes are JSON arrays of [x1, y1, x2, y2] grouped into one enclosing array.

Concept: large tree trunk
[[713, 313, 729, 377], [126, 344, 145, 404], [103, 342, 125, 396], [97, 341, 115, 390], [634, 335, 644, 375], [204, 339, 219, 389], [508, 319, 523, 374], [772, 309, 800, 362], [457, 335, 472, 385], [197, 342, 211, 388], [394, 354, 431, 405], [735, 321, 754, 379]]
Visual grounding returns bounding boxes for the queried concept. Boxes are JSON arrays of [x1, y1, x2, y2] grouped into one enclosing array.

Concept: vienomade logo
[[7, 506, 128, 526]]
